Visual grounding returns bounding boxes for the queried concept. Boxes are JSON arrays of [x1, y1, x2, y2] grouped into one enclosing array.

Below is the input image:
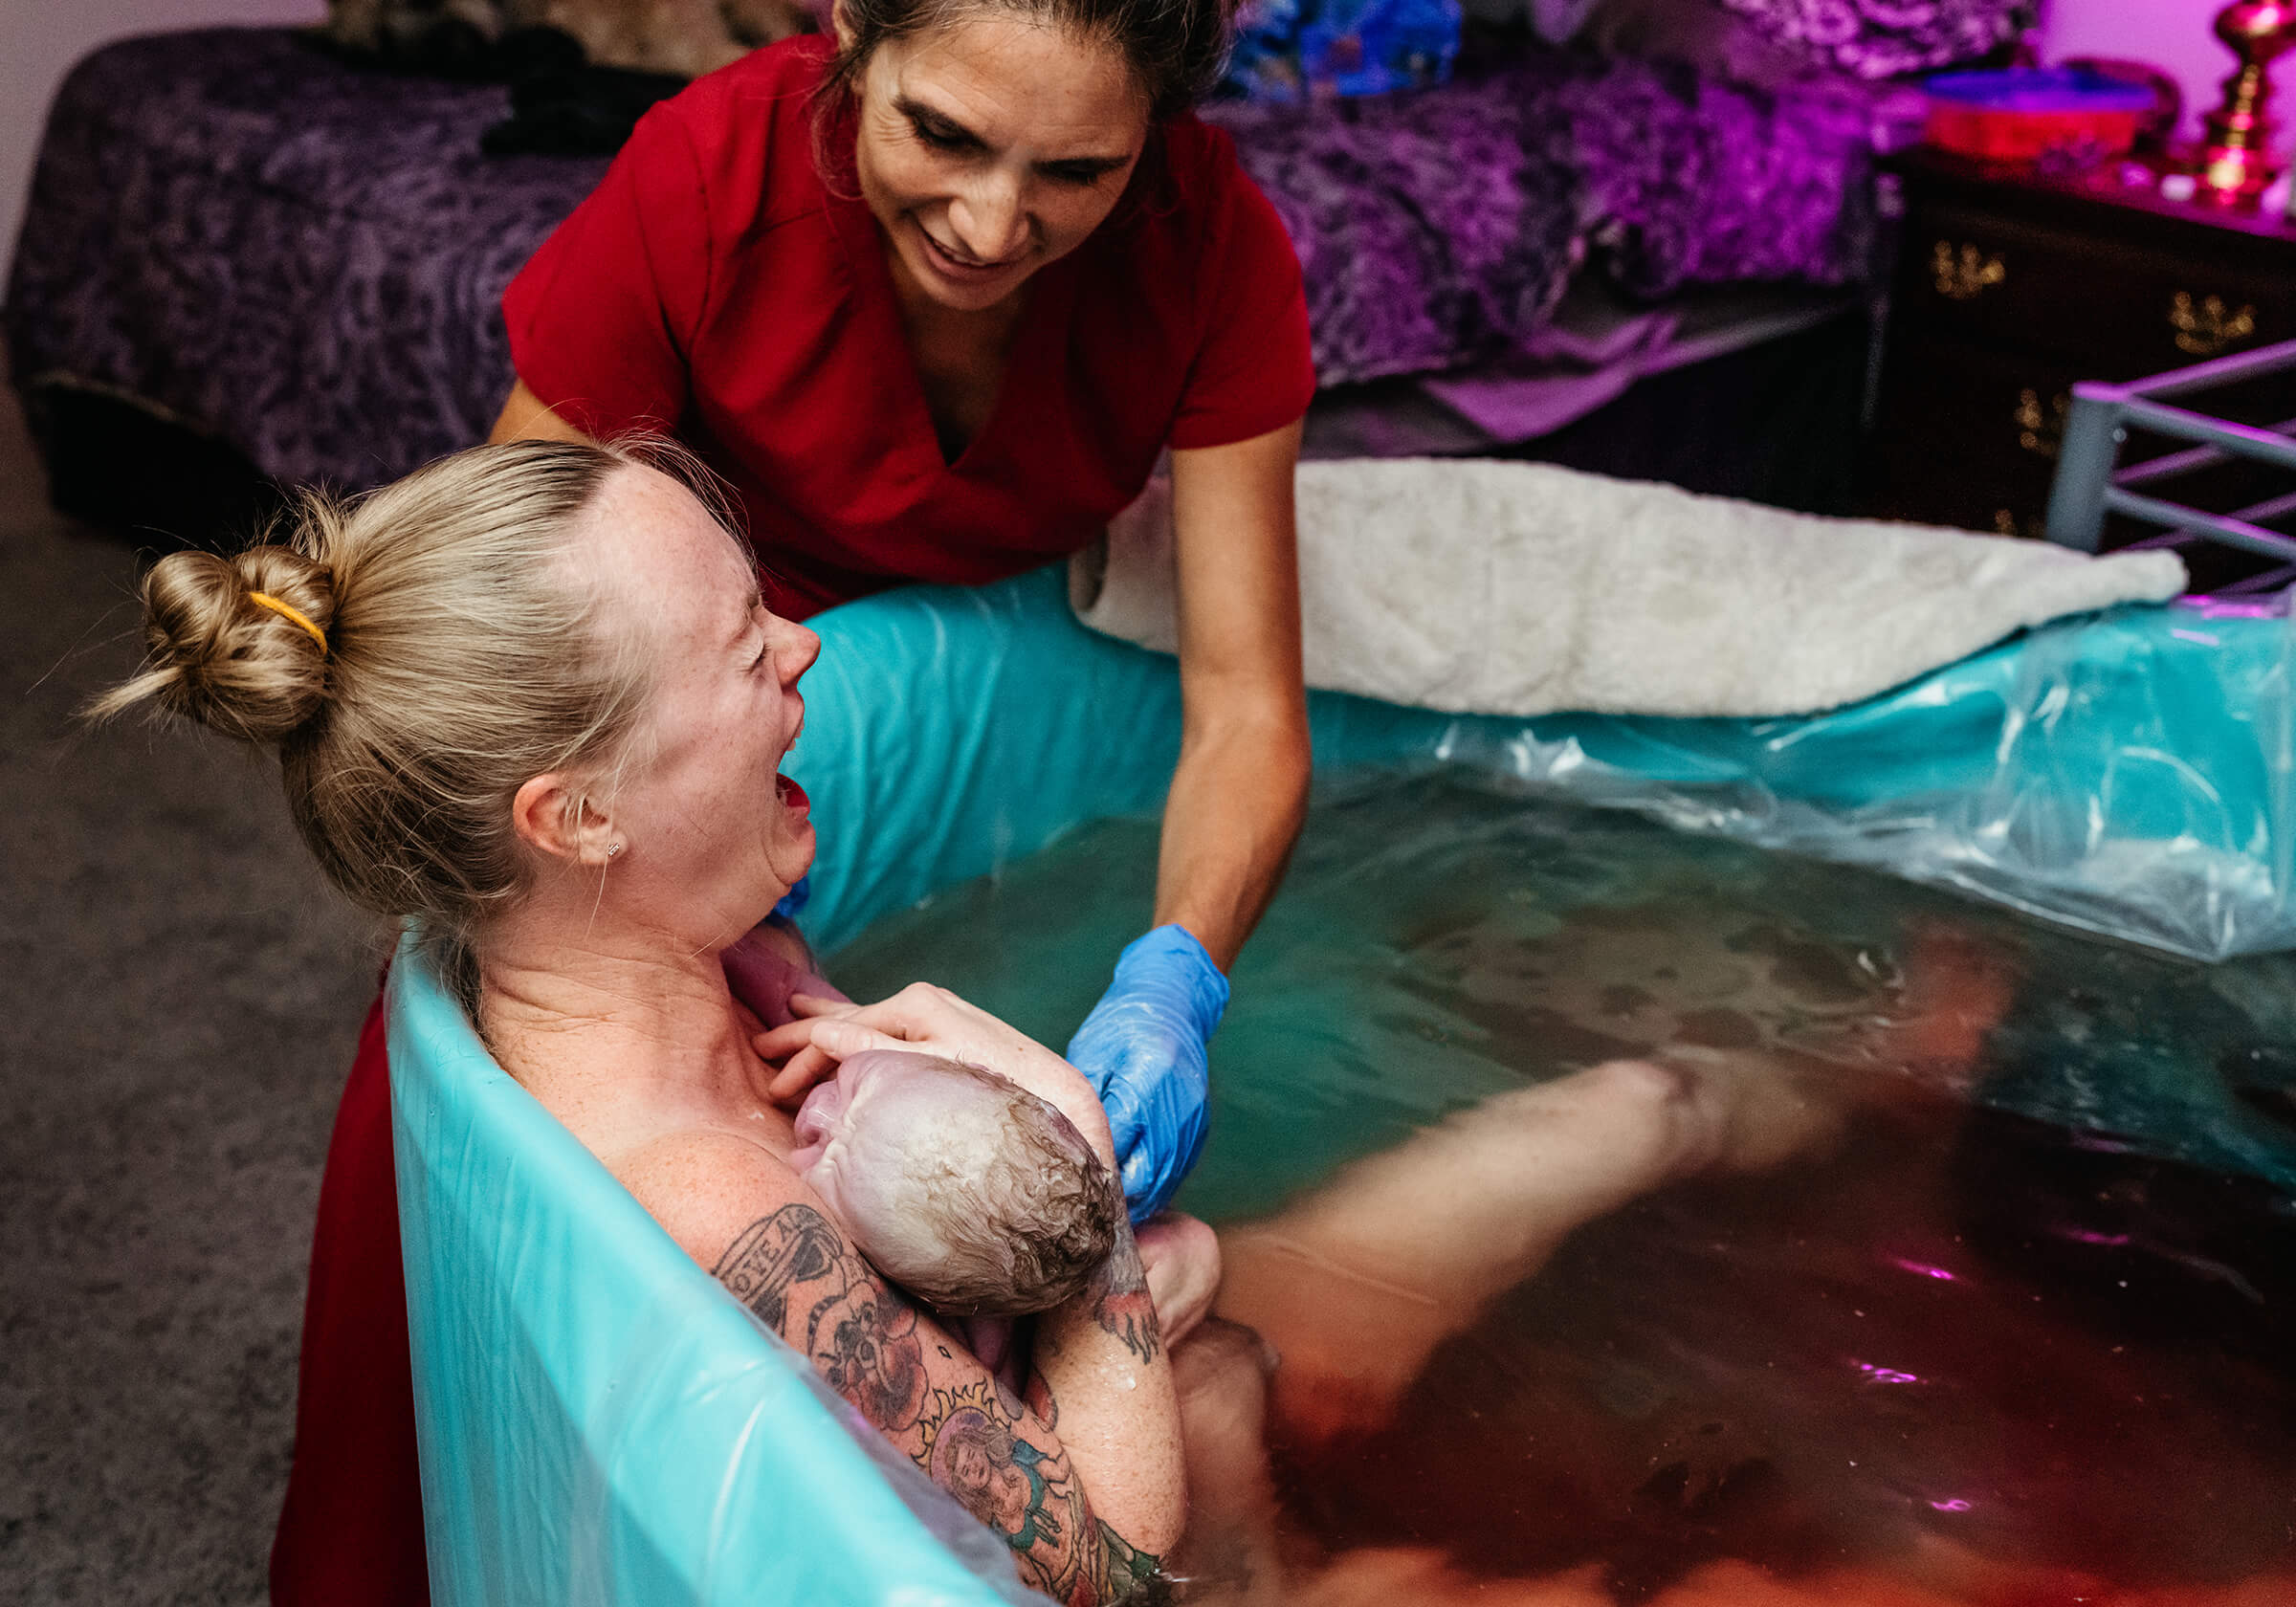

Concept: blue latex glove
[[772, 873, 811, 922], [1065, 925, 1229, 1223]]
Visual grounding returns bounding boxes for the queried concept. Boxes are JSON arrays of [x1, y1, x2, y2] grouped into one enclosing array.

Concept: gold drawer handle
[[2016, 387, 2070, 459], [2170, 292, 2258, 357], [1932, 241, 2006, 300]]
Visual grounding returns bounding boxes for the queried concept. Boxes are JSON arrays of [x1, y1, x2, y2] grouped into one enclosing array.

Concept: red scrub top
[[270, 995, 428, 1607], [501, 34, 1317, 619], [273, 42, 1314, 1607]]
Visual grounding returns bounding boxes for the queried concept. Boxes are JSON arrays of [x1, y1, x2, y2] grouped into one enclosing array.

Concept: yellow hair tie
[[248, 591, 329, 655]]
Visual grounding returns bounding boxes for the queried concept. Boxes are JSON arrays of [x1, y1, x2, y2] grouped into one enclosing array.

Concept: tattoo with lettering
[[713, 1204, 928, 1431]]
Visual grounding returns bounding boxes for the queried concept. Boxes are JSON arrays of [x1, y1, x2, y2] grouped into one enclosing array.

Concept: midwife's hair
[[819, 0, 1232, 124], [859, 1061, 1124, 1315], [87, 436, 720, 1003]]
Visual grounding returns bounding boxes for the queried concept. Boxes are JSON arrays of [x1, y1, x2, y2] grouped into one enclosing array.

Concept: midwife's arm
[[1158, 420, 1311, 970], [488, 379, 595, 446], [621, 1135, 1183, 1604]]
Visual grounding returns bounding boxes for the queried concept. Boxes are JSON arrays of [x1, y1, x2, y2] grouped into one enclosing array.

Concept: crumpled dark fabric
[[317, 25, 694, 165], [5, 28, 1880, 497], [478, 28, 691, 157]]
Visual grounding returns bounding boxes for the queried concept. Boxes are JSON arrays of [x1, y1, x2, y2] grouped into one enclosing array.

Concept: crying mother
[[107, 442, 1189, 1602]]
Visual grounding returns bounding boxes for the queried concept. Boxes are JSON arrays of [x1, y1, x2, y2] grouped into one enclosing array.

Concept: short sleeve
[[500, 100, 714, 438], [1166, 161, 1316, 451]]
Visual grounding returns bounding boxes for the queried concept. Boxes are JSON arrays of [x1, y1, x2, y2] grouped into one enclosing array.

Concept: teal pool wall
[[790, 568, 2296, 962]]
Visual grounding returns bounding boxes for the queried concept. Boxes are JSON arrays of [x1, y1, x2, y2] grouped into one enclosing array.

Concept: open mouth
[[919, 225, 1020, 277], [776, 774, 811, 818]]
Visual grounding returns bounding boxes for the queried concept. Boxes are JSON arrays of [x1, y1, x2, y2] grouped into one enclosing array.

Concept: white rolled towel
[[1070, 458, 2187, 719]]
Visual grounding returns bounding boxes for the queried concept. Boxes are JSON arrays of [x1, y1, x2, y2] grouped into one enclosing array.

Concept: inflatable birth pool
[[388, 566, 2296, 1605]]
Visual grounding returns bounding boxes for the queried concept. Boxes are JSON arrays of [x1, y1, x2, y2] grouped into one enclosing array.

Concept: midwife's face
[[849, 11, 1149, 314], [575, 466, 820, 944]]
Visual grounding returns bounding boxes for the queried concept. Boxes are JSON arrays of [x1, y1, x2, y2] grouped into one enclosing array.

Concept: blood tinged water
[[1290, 1107, 2296, 1604], [832, 773, 2296, 1602]]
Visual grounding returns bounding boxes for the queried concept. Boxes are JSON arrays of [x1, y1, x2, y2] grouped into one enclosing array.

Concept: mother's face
[[849, 11, 1149, 314], [575, 466, 820, 943]]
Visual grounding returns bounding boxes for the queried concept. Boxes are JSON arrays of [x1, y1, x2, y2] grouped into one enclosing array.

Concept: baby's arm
[[721, 919, 847, 1029]]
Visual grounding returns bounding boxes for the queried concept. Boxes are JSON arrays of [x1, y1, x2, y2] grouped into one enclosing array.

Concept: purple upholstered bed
[[5, 27, 1888, 496]]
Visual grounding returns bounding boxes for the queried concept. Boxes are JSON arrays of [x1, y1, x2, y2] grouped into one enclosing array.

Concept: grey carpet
[[0, 376, 381, 1604]]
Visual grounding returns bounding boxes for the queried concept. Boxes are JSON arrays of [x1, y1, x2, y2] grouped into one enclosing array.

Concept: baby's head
[[791, 1049, 1121, 1315]]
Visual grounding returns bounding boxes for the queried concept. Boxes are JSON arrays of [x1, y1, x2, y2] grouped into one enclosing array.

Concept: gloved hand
[[1065, 924, 1229, 1223], [772, 873, 811, 923]]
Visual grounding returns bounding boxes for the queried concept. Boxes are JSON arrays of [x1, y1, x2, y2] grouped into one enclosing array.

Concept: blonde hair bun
[[88, 436, 726, 1013], [95, 538, 338, 744]]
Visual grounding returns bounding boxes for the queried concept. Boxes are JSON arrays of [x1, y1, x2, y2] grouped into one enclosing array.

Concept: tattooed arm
[[620, 1134, 1184, 1605]]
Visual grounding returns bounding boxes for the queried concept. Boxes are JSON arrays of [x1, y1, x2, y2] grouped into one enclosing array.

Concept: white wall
[[1, 0, 322, 267], [2036, 0, 2260, 143]]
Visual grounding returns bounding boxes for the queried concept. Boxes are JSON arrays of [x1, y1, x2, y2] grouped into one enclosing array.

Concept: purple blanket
[[6, 28, 1879, 493], [1721, 0, 2018, 79], [8, 31, 601, 489]]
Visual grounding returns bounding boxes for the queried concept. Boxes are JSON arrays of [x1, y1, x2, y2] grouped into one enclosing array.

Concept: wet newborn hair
[[805, 1053, 1123, 1317]]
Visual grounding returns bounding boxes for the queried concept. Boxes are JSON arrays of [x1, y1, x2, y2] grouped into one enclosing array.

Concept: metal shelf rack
[[2046, 337, 2296, 568]]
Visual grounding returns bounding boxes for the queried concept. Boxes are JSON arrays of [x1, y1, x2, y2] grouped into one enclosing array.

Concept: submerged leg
[[1214, 1057, 1733, 1450], [1167, 1319, 1293, 1604], [1214, 915, 2023, 1451]]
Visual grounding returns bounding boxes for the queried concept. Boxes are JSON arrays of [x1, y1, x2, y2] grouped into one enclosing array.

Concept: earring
[[607, 843, 624, 859]]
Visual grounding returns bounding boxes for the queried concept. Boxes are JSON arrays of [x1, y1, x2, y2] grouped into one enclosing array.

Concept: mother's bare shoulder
[[610, 1126, 812, 1269]]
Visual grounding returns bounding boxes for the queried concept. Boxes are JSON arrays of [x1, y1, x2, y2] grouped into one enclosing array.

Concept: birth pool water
[[831, 771, 2296, 1602]]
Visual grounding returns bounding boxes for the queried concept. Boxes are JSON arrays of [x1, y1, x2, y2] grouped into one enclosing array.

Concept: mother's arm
[[619, 1133, 1182, 1603], [1158, 420, 1312, 970]]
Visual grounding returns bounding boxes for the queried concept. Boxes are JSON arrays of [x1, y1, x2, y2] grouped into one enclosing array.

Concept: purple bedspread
[[6, 28, 1880, 493], [7, 31, 602, 490], [1720, 0, 2018, 79]]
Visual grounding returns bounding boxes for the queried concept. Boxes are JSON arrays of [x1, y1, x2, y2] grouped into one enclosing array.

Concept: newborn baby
[[789, 1048, 1123, 1331]]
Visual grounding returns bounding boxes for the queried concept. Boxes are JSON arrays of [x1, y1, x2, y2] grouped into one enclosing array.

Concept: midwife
[[271, 0, 1314, 1600]]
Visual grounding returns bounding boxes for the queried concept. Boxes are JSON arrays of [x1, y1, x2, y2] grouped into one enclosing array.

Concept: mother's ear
[[511, 772, 623, 868]]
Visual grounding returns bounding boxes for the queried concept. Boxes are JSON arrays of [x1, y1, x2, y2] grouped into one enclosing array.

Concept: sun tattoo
[[917, 1379, 1066, 1549]]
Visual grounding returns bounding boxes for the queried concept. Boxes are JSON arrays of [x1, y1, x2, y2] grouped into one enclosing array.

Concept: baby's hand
[[753, 983, 1116, 1166]]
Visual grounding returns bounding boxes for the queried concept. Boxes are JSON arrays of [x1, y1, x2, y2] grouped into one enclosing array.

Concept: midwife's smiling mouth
[[916, 220, 1027, 277]]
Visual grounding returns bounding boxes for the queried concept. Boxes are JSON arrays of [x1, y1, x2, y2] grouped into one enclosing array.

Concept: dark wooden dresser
[[1867, 150, 2296, 561]]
